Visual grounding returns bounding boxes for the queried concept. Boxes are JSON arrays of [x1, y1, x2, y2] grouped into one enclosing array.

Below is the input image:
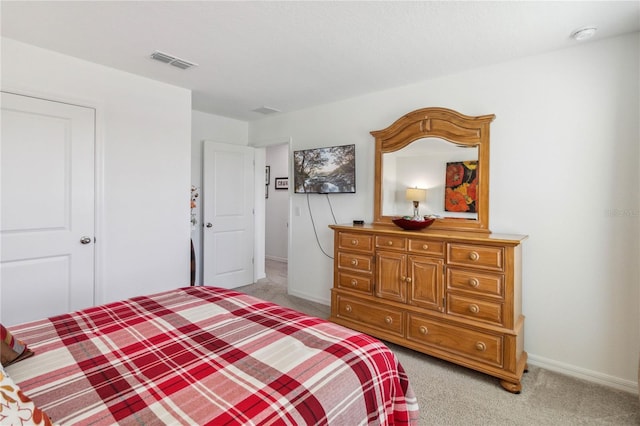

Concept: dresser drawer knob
[[468, 251, 480, 261], [419, 326, 428, 335], [385, 316, 393, 325], [468, 304, 480, 314], [351, 259, 358, 266], [387, 240, 393, 246], [422, 244, 429, 250], [405, 276, 412, 284], [345, 304, 352, 313], [468, 278, 480, 288], [351, 239, 358, 246], [475, 342, 486, 352], [351, 279, 358, 287]]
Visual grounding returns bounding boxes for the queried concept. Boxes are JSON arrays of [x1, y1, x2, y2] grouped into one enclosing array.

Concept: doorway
[[265, 143, 290, 282]]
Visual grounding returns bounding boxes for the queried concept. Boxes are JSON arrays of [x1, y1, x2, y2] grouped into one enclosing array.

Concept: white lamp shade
[[406, 187, 426, 202]]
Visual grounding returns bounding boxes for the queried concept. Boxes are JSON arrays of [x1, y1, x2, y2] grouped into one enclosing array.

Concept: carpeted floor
[[236, 260, 640, 425]]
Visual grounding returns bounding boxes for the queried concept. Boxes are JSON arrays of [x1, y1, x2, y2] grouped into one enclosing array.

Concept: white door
[[1, 92, 95, 326], [202, 142, 254, 288]]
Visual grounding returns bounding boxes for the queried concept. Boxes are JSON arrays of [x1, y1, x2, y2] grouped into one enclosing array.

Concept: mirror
[[372, 107, 495, 233], [382, 139, 479, 220]]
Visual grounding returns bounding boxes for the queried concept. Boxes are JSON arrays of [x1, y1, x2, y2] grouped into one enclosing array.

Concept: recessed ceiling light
[[150, 50, 198, 70], [570, 27, 597, 41]]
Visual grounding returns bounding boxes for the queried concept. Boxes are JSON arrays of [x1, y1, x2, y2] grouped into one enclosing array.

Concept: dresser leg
[[500, 379, 522, 394]]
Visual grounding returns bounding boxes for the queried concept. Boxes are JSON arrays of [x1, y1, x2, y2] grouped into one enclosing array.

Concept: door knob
[[205, 222, 213, 228], [80, 236, 92, 244]]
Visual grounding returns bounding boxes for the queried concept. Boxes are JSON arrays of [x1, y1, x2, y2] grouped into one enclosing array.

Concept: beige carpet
[[236, 260, 640, 425]]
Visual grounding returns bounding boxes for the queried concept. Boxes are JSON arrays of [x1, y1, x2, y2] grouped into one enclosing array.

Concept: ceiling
[[2, 1, 638, 121]]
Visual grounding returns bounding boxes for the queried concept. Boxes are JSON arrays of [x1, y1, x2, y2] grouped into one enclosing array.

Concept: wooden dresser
[[329, 223, 528, 393]]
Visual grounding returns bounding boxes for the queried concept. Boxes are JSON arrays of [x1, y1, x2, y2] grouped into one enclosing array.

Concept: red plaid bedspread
[[7, 287, 419, 425]]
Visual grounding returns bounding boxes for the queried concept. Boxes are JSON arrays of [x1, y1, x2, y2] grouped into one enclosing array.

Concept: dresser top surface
[[329, 223, 528, 245]]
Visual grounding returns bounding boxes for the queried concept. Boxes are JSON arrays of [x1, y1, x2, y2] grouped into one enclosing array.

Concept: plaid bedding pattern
[[6, 287, 419, 425]]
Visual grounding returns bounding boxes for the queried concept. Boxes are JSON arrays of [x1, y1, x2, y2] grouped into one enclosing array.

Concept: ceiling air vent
[[252, 106, 281, 115], [150, 50, 198, 70]]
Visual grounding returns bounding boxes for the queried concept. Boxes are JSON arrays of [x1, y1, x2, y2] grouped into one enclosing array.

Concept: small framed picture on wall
[[274, 177, 288, 190]]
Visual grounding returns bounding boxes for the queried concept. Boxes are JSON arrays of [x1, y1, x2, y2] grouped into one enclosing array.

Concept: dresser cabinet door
[[375, 250, 407, 302], [407, 255, 444, 311]]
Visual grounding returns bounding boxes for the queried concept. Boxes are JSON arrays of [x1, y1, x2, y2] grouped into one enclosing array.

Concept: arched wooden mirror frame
[[372, 107, 495, 233]]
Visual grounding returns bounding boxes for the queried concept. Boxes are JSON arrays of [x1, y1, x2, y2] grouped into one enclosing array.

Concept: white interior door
[[202, 141, 254, 288], [1, 92, 95, 326]]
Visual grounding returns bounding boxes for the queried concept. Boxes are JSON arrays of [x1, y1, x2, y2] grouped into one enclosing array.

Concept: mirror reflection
[[382, 138, 478, 219]]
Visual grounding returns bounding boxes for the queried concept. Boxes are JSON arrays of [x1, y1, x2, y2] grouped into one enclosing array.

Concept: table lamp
[[406, 187, 427, 221]]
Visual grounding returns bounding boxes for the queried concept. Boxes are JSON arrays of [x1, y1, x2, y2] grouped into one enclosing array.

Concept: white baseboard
[[288, 288, 330, 307], [265, 255, 287, 263], [527, 353, 638, 395]]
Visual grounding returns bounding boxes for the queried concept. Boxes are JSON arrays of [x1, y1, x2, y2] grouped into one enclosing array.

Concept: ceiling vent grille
[[252, 106, 281, 115], [150, 50, 197, 70]]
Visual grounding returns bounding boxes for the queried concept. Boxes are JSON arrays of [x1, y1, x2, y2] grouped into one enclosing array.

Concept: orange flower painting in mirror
[[445, 161, 478, 213]]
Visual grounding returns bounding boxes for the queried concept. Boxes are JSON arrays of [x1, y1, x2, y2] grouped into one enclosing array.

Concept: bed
[[1, 286, 419, 425]]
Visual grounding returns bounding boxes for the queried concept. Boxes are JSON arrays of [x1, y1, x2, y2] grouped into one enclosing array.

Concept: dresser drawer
[[447, 294, 504, 326], [446, 268, 504, 298], [338, 232, 373, 253], [447, 243, 504, 271], [408, 239, 444, 257], [375, 235, 406, 250], [407, 314, 503, 367], [335, 295, 404, 336], [337, 252, 373, 273], [337, 271, 373, 294]]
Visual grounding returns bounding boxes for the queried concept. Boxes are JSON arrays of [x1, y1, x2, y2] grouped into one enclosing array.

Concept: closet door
[[1, 92, 95, 325]]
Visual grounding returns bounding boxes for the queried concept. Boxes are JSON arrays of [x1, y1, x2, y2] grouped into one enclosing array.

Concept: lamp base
[[411, 203, 424, 221]]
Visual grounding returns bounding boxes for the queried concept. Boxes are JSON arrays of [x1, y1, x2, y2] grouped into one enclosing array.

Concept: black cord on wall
[[306, 193, 337, 259]]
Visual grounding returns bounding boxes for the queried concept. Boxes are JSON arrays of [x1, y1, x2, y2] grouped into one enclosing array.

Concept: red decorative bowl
[[392, 217, 436, 231]]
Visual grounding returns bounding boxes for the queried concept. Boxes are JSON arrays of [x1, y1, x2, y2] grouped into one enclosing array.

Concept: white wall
[[249, 33, 640, 392], [191, 110, 249, 285], [265, 144, 289, 261], [2, 38, 192, 304]]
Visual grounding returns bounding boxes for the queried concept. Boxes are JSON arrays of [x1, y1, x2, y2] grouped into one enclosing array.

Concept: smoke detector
[[150, 50, 198, 70]]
